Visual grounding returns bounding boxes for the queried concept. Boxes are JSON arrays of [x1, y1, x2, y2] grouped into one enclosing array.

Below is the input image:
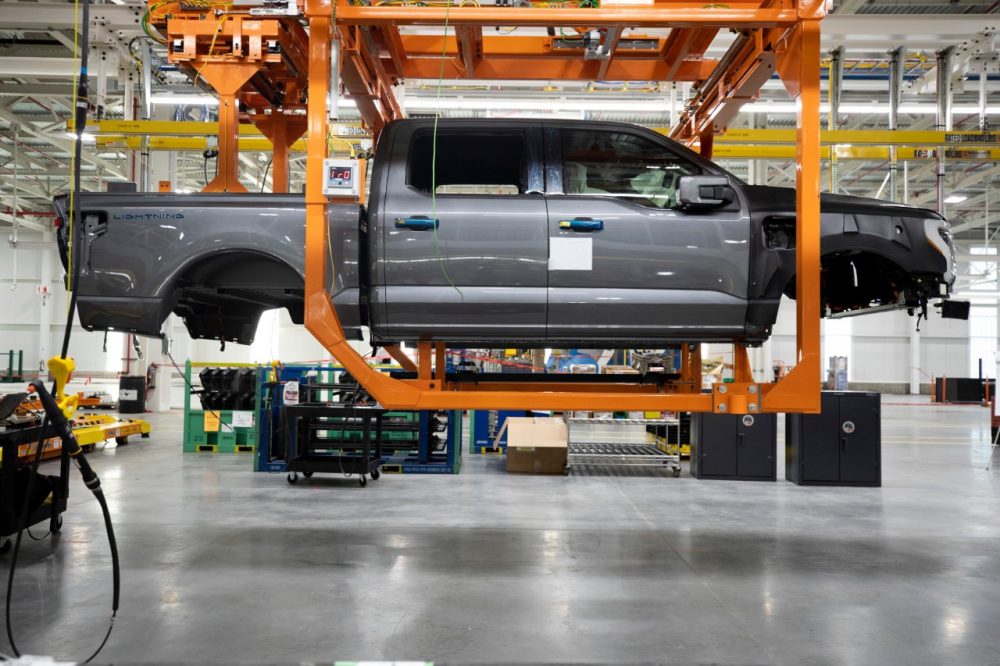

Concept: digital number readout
[[327, 166, 354, 183]]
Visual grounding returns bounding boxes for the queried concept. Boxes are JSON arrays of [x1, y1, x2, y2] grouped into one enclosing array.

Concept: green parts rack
[[1, 350, 24, 383], [182, 360, 260, 453]]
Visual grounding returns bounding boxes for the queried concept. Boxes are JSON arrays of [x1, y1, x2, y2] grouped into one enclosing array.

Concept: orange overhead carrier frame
[[157, 0, 826, 414]]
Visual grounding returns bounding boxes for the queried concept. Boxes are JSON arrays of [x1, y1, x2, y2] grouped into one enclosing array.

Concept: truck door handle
[[559, 218, 604, 232], [395, 216, 439, 231]]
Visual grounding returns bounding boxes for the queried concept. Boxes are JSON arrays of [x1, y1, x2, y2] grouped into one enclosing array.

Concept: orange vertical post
[[435, 344, 446, 381], [418, 342, 433, 381], [733, 345, 754, 384], [760, 11, 822, 413]]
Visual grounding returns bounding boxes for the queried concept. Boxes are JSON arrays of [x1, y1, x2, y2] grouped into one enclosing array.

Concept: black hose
[[5, 0, 119, 659], [61, 0, 92, 361]]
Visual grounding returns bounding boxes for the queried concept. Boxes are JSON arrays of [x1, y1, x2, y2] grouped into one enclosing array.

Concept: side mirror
[[675, 176, 735, 209]]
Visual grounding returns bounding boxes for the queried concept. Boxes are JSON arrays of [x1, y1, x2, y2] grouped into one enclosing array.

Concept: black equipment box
[[934, 377, 993, 404], [118, 376, 146, 414], [690, 412, 777, 481], [785, 391, 881, 487]]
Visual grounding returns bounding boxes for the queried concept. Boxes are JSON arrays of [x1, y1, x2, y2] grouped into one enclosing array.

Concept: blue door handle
[[559, 218, 604, 232], [395, 216, 440, 231]]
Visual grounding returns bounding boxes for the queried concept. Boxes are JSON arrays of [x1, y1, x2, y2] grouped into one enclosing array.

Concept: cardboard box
[[604, 365, 640, 374], [498, 417, 568, 474]]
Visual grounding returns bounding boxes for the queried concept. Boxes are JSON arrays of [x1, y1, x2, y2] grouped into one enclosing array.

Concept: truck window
[[408, 130, 527, 196], [561, 129, 702, 209]]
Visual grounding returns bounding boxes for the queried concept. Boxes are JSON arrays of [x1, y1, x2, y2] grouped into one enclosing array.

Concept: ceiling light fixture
[[149, 94, 221, 106]]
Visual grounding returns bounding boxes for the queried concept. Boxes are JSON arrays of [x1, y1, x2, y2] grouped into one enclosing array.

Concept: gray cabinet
[[785, 391, 881, 486], [690, 412, 776, 481]]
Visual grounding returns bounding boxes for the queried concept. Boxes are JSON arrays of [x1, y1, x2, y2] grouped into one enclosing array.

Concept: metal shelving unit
[[565, 416, 682, 477]]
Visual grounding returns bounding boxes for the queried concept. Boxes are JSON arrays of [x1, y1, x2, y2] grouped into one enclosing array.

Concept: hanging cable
[[430, 1, 463, 299], [5, 0, 120, 660]]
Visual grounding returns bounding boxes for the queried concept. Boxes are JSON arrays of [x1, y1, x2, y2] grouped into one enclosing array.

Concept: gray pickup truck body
[[54, 118, 956, 347]]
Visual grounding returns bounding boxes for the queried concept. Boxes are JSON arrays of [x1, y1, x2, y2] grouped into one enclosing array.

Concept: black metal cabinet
[[690, 412, 776, 481], [786, 391, 881, 486]]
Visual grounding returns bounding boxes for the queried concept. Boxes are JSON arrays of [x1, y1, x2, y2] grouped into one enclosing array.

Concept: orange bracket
[[255, 114, 308, 193], [197, 62, 260, 193], [383, 344, 417, 372]]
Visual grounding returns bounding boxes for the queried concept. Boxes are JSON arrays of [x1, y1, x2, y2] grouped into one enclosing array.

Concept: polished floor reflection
[[4, 397, 999, 664]]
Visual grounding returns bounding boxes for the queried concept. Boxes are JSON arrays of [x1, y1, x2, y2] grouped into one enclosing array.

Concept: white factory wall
[[768, 296, 973, 388]]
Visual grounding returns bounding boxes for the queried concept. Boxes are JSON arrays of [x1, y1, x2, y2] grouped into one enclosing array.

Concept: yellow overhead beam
[[713, 145, 1000, 161], [99, 136, 999, 161], [76, 119, 368, 138], [654, 127, 1000, 147], [79, 120, 1000, 158]]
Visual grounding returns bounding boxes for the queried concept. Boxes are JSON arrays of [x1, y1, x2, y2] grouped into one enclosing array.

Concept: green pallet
[[182, 409, 259, 453]]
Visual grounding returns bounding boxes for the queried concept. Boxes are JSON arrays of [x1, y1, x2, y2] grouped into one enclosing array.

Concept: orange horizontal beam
[[334, 6, 797, 29], [166, 18, 282, 37], [400, 34, 672, 58], [400, 57, 715, 81], [442, 382, 699, 394]]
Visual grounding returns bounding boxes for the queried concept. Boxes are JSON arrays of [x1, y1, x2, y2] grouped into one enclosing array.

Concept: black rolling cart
[[0, 422, 71, 551], [283, 402, 386, 488]]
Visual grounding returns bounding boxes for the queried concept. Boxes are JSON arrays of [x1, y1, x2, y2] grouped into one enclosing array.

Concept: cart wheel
[[673, 467, 682, 478], [0, 539, 10, 555], [115, 436, 128, 446], [287, 472, 299, 484], [141, 432, 150, 438], [371, 469, 381, 481], [359, 475, 368, 488], [302, 470, 314, 478], [52, 515, 63, 533]]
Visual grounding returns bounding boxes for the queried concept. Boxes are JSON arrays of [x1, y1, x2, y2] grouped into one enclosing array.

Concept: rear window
[[408, 130, 527, 196]]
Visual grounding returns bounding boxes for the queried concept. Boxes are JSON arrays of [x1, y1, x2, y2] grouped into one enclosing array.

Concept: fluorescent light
[[944, 195, 967, 204], [150, 94, 220, 106], [64, 131, 96, 143], [955, 291, 1000, 298], [402, 97, 1000, 116], [742, 102, 1000, 115]]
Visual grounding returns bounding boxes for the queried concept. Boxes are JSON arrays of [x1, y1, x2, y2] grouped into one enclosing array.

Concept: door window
[[561, 129, 702, 208], [408, 130, 529, 195]]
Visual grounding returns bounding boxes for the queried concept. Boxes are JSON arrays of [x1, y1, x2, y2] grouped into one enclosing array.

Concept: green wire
[[430, 1, 463, 299]]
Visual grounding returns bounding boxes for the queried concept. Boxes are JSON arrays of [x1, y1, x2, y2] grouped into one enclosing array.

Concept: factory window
[[561, 129, 701, 208], [968, 246, 998, 378], [408, 130, 527, 195]]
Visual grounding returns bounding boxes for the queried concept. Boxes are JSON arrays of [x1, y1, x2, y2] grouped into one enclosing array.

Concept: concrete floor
[[3, 398, 999, 664]]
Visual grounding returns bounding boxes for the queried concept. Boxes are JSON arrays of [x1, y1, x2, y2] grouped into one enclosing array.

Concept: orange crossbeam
[[335, 6, 798, 29], [401, 57, 714, 81]]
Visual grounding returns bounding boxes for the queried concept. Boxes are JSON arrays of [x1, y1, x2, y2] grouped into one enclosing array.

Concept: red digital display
[[328, 166, 353, 182]]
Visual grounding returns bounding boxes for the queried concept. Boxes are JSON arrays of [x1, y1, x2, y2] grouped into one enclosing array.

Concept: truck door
[[544, 125, 750, 342], [377, 122, 548, 342]]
